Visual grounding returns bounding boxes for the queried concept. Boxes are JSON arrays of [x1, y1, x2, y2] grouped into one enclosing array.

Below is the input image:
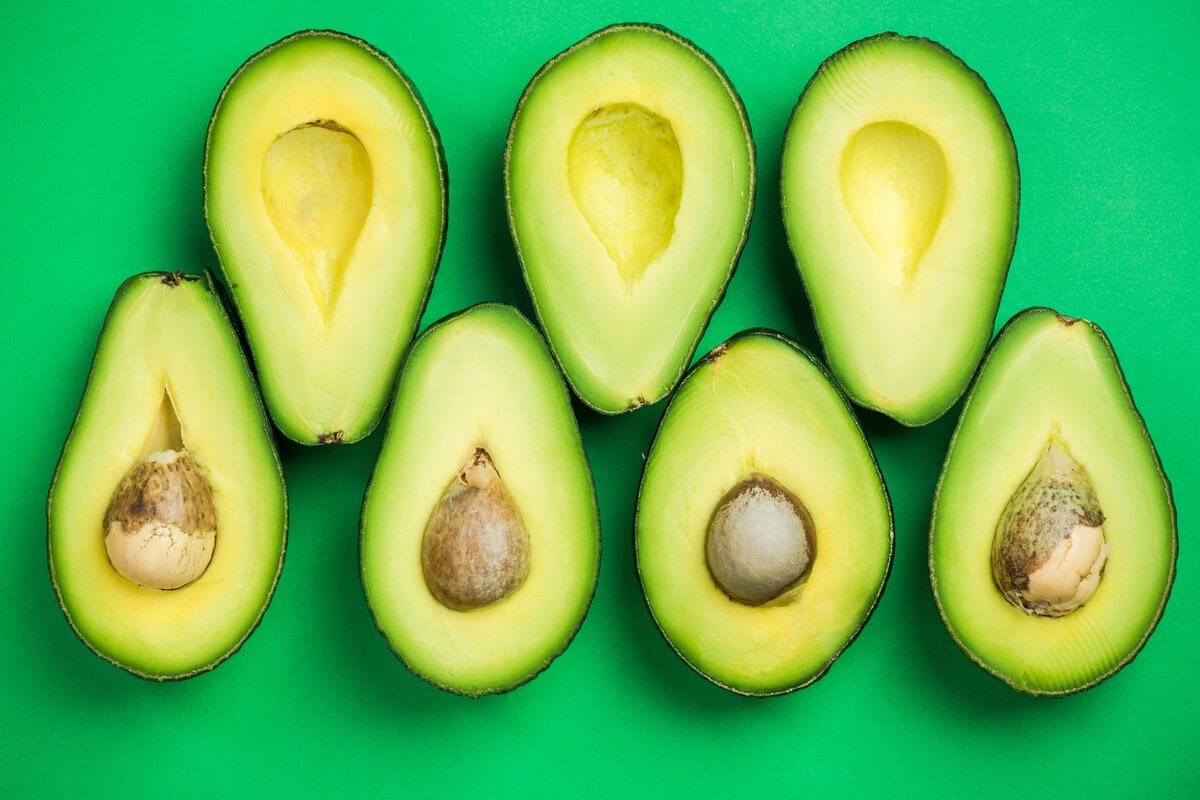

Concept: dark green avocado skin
[[634, 328, 894, 697], [504, 23, 756, 415], [47, 272, 288, 681]]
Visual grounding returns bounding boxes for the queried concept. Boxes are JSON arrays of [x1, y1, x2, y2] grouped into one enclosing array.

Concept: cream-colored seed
[[103, 450, 217, 591]]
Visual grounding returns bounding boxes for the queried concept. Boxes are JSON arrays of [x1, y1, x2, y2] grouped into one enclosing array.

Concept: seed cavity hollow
[[567, 102, 683, 281], [840, 120, 947, 278], [421, 448, 531, 611], [705, 474, 815, 606], [262, 119, 374, 321], [992, 436, 1109, 617], [103, 449, 218, 590]]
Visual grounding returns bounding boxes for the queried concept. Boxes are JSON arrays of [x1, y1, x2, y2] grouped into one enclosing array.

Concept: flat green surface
[[2, 1, 1196, 796]]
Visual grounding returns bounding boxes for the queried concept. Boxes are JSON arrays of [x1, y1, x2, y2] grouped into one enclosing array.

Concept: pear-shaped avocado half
[[505, 23, 754, 414], [781, 33, 1019, 426], [360, 304, 600, 696], [931, 308, 1176, 696], [636, 331, 892, 695], [48, 273, 286, 680], [205, 30, 447, 444]]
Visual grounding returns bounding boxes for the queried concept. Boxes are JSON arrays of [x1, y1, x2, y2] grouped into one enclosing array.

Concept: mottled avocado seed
[[422, 448, 531, 611], [992, 437, 1108, 617], [103, 450, 217, 590], [706, 475, 815, 605]]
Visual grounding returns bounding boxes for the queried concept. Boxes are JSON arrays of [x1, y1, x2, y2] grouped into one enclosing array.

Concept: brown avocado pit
[[705, 474, 816, 606], [992, 436, 1109, 617], [421, 447, 531, 611], [103, 449, 218, 591]]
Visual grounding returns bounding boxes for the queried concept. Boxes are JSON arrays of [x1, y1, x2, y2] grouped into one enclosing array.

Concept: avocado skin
[[358, 303, 600, 698], [504, 22, 756, 415], [780, 32, 1021, 427], [46, 272, 288, 681], [634, 329, 894, 697], [928, 307, 1177, 696], [203, 29, 449, 445]]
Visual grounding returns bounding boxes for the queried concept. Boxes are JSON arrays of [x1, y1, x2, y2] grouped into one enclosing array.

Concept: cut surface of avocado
[[205, 30, 446, 444], [48, 273, 286, 680], [636, 331, 892, 695], [781, 33, 1019, 425], [360, 304, 600, 696], [930, 308, 1175, 695], [506, 23, 754, 414]]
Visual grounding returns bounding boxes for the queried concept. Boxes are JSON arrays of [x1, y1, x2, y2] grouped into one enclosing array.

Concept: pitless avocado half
[[506, 23, 755, 414], [205, 30, 447, 445], [931, 308, 1175, 695], [782, 33, 1019, 426], [48, 273, 286, 680]]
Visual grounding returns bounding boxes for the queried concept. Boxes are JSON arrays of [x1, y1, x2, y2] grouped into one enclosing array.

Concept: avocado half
[[48, 273, 286, 680], [205, 30, 447, 444], [930, 308, 1176, 695], [360, 304, 600, 696], [781, 33, 1019, 425], [636, 331, 892, 695], [506, 23, 755, 414]]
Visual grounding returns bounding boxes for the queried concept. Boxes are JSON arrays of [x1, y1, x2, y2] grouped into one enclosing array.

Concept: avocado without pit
[[48, 273, 286, 680], [360, 304, 600, 696], [636, 331, 892, 695], [930, 308, 1175, 695], [205, 30, 447, 444], [781, 33, 1019, 425], [506, 23, 755, 413]]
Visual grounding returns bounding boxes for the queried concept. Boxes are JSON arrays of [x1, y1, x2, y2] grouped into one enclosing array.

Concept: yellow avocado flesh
[[931, 309, 1175, 695], [782, 34, 1018, 425], [507, 24, 753, 413], [637, 333, 892, 695], [360, 304, 600, 695], [48, 275, 285, 679], [206, 31, 445, 443]]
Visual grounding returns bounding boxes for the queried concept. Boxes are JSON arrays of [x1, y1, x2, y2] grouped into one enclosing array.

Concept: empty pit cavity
[[262, 120, 373, 319], [567, 103, 683, 281], [839, 121, 947, 277]]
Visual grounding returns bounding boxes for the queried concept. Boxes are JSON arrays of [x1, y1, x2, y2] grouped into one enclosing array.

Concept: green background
[[3, 1, 1196, 795]]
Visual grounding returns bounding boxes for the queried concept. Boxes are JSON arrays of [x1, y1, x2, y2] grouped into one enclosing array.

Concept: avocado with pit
[[205, 30, 446, 444], [360, 304, 600, 696], [506, 23, 754, 414], [636, 331, 892, 695], [930, 308, 1175, 695], [781, 33, 1019, 425], [48, 273, 286, 680]]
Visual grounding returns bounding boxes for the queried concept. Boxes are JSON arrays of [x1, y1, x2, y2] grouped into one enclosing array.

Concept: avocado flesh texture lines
[[48, 275, 285, 679], [931, 309, 1175, 695], [507, 25, 753, 412], [782, 34, 1018, 424], [206, 32, 445, 443]]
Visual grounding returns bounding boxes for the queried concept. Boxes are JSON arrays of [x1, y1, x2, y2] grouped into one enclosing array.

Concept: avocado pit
[[422, 448, 531, 611], [705, 474, 815, 605], [992, 437, 1108, 617], [103, 449, 217, 590]]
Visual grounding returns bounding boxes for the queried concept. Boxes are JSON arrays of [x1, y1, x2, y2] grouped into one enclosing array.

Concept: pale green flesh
[[206, 31, 445, 443], [507, 24, 753, 413], [360, 304, 600, 695], [781, 34, 1018, 425], [637, 333, 891, 695], [48, 275, 285, 679], [931, 309, 1175, 695]]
